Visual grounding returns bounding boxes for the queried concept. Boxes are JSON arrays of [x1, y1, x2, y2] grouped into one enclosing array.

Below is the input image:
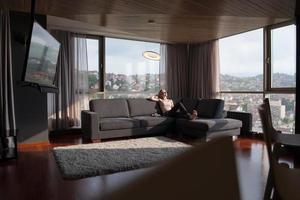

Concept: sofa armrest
[[226, 111, 252, 136], [81, 110, 100, 140]]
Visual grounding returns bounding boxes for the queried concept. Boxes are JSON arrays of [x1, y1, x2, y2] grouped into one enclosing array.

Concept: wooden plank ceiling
[[0, 0, 296, 43]]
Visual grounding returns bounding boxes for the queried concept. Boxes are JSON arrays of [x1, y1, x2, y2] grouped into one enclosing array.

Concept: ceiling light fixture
[[148, 19, 155, 24], [143, 51, 161, 61]]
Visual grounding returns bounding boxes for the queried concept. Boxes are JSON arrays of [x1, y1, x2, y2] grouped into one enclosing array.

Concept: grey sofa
[[81, 98, 175, 140], [175, 98, 242, 140], [81, 98, 244, 141]]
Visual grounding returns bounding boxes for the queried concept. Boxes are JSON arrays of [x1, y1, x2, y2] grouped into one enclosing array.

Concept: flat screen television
[[22, 21, 60, 90]]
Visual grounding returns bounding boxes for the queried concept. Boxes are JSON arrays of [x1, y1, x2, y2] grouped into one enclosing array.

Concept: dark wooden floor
[[0, 135, 269, 200]]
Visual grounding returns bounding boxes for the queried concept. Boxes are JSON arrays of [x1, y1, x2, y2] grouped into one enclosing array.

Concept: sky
[[86, 25, 296, 77], [271, 25, 296, 76], [86, 37, 160, 75], [86, 39, 99, 71], [219, 25, 296, 77]]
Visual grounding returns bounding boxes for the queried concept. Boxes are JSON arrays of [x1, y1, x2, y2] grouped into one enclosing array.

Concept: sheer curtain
[[0, 10, 16, 143], [159, 44, 167, 90], [188, 40, 220, 98], [72, 36, 89, 125], [48, 31, 88, 131]]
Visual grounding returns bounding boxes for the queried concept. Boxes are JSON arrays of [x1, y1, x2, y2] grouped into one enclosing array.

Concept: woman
[[150, 89, 197, 120]]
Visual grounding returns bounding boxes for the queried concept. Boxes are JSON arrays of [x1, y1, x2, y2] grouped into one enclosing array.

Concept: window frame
[[265, 20, 296, 93], [76, 34, 162, 97], [219, 20, 296, 133], [219, 21, 296, 94], [85, 34, 105, 93], [219, 28, 265, 93], [103, 36, 161, 96]]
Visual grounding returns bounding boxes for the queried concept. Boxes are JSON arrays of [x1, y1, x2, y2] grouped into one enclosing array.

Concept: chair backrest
[[102, 137, 240, 200], [259, 98, 300, 200], [258, 100, 276, 164], [263, 98, 277, 133], [272, 157, 300, 200]]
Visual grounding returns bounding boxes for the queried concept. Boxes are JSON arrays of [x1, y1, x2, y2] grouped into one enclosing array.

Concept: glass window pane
[[265, 94, 295, 133], [220, 93, 263, 132], [105, 38, 160, 98], [219, 29, 264, 91], [271, 24, 296, 88], [86, 38, 99, 98]]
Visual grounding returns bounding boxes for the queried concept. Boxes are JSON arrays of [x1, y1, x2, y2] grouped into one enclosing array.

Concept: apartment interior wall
[[10, 11, 49, 143]]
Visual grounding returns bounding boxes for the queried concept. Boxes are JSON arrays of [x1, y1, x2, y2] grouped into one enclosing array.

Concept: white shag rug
[[53, 136, 191, 179]]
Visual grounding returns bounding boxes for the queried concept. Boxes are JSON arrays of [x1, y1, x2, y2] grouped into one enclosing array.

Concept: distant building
[[270, 100, 286, 124]]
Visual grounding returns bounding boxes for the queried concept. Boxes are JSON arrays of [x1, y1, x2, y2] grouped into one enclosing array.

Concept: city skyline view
[[84, 25, 296, 134], [218, 24, 296, 133]]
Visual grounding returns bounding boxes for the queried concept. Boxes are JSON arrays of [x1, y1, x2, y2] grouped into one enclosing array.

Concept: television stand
[[18, 81, 58, 93]]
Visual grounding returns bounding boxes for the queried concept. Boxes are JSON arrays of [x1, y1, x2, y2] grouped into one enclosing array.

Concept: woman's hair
[[158, 89, 167, 99]]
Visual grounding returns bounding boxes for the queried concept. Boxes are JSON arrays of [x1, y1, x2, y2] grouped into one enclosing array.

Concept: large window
[[86, 38, 101, 99], [270, 24, 296, 89], [221, 93, 264, 132], [220, 29, 264, 131], [105, 38, 161, 98], [219, 22, 296, 133], [220, 29, 264, 92]]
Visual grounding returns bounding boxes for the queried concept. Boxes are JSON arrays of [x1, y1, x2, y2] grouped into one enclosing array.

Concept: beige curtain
[[159, 44, 167, 89], [188, 40, 220, 98], [48, 31, 88, 131], [165, 44, 189, 98]]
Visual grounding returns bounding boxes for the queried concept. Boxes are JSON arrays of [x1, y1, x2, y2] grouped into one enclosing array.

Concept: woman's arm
[[149, 95, 160, 102], [170, 99, 174, 108]]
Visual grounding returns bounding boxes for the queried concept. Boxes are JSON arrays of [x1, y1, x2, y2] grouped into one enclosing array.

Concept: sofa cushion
[[181, 98, 199, 113], [133, 116, 174, 127], [196, 99, 225, 118], [171, 98, 182, 105], [99, 118, 140, 131], [127, 99, 161, 116], [90, 99, 129, 118], [176, 118, 242, 132]]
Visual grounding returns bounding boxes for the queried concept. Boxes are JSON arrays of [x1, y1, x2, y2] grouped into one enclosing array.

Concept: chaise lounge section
[[176, 99, 242, 140], [81, 98, 247, 141]]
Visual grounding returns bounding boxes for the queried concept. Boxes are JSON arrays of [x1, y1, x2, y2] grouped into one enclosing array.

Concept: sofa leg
[[82, 136, 93, 144], [92, 139, 101, 143]]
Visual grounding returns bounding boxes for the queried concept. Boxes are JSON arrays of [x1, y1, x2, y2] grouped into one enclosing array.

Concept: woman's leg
[[167, 102, 195, 119]]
